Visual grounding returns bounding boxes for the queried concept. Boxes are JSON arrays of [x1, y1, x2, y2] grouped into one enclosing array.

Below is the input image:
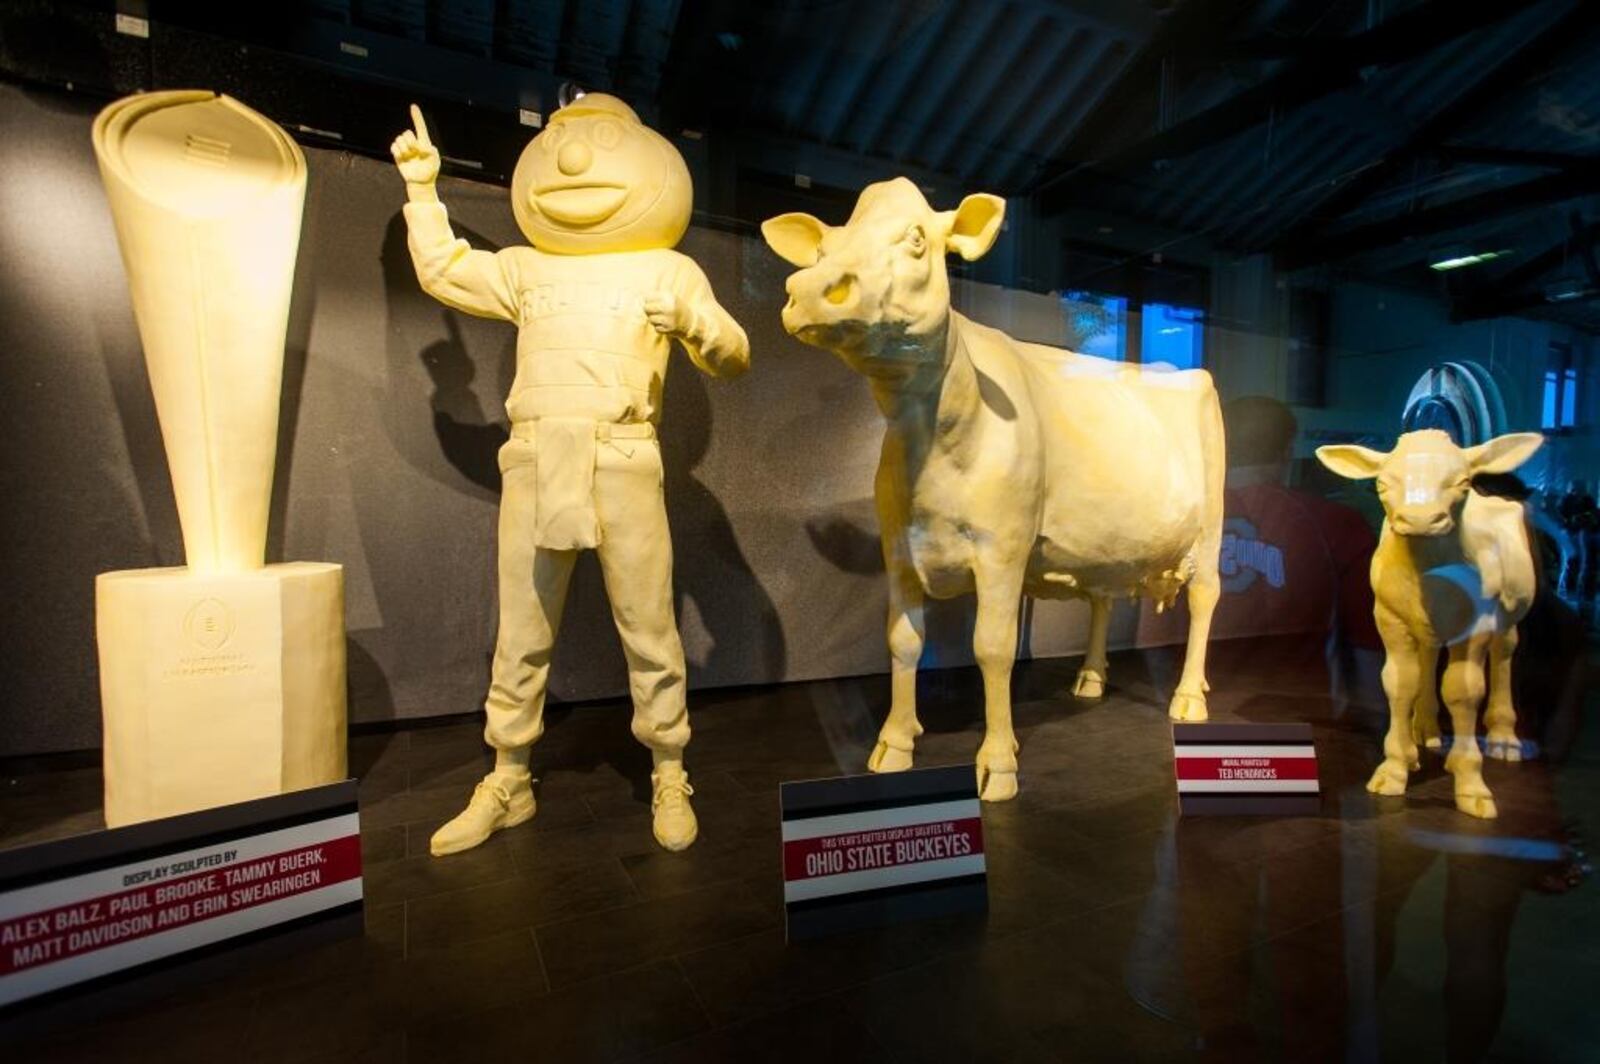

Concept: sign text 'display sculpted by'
[[763, 178, 1226, 801]]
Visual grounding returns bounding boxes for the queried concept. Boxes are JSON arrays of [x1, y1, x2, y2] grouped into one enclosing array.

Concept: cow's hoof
[[1485, 732, 1523, 762], [1413, 721, 1442, 751], [977, 765, 1018, 802], [1071, 668, 1105, 700], [1168, 690, 1208, 722], [867, 741, 914, 774], [1455, 790, 1498, 819], [975, 738, 1018, 802], [1366, 760, 1410, 796]]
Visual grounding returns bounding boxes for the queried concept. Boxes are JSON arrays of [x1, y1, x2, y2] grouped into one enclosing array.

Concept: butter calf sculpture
[[1317, 430, 1542, 818], [762, 179, 1225, 801], [392, 97, 749, 855]]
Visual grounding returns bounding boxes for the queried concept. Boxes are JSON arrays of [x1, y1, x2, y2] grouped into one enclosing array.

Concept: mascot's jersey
[[404, 199, 747, 425]]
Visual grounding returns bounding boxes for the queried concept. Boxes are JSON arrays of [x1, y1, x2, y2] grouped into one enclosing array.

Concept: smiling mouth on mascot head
[[509, 93, 692, 255]]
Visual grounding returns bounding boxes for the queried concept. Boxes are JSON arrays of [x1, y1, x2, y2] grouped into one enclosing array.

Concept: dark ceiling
[[2, 0, 1598, 328]]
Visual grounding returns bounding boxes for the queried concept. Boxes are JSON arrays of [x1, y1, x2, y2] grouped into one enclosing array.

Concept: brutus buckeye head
[[510, 93, 690, 254]]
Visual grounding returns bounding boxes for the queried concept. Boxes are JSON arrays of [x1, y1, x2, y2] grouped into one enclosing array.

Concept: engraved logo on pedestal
[[184, 598, 234, 650]]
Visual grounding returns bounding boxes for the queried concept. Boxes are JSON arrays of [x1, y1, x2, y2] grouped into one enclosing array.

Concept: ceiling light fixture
[[1429, 248, 1513, 271]]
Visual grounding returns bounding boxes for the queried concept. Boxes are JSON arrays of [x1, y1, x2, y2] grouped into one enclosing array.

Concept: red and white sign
[[781, 799, 985, 905], [1173, 723, 1321, 816], [1174, 745, 1320, 792], [0, 810, 360, 1006]]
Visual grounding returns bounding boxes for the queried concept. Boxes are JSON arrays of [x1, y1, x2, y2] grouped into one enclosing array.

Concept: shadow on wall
[[423, 313, 508, 495], [327, 210, 521, 725], [380, 211, 512, 501], [803, 507, 978, 681], [661, 318, 787, 685]]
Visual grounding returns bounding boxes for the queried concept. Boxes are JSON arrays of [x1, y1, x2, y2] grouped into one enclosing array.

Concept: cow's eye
[[905, 225, 926, 256]]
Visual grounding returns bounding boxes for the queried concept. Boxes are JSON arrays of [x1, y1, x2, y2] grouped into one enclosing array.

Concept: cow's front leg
[[1071, 594, 1111, 699], [1411, 642, 1442, 750], [1443, 638, 1496, 818], [1484, 627, 1521, 761], [1168, 575, 1220, 721], [868, 563, 924, 774], [973, 565, 1023, 802], [1369, 618, 1421, 796]]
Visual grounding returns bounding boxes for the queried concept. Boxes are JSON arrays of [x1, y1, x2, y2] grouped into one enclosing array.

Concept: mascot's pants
[[482, 424, 690, 756]]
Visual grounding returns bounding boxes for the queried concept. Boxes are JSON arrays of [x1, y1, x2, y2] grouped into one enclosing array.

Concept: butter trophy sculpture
[[92, 91, 345, 826], [391, 97, 749, 855], [1317, 429, 1542, 818], [763, 179, 1226, 800]]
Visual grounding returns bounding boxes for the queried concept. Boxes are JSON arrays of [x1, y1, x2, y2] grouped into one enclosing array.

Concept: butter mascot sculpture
[[92, 91, 346, 826], [762, 179, 1225, 801], [1317, 429, 1542, 818], [392, 96, 749, 855]]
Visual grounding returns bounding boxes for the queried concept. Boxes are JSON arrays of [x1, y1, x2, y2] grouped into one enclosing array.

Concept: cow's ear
[[1465, 432, 1543, 475], [943, 193, 1005, 261], [761, 212, 828, 267], [1315, 444, 1387, 480]]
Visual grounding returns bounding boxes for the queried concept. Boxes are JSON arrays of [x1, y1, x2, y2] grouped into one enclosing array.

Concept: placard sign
[[1174, 723, 1320, 816], [0, 781, 360, 1008], [780, 764, 985, 941]]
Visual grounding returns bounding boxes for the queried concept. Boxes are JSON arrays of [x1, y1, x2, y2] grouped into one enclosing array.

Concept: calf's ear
[[1315, 444, 1387, 480], [761, 212, 828, 267], [943, 193, 1005, 261], [1465, 432, 1543, 475]]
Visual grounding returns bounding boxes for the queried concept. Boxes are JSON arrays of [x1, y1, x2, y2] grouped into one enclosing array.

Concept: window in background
[[1062, 290, 1127, 360], [1140, 302, 1205, 370], [1543, 343, 1581, 431]]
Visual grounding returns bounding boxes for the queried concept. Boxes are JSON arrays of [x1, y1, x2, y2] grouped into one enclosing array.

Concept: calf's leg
[[1483, 626, 1521, 761], [1443, 638, 1496, 819], [1072, 595, 1111, 699], [972, 566, 1023, 802], [1370, 618, 1422, 796], [1411, 641, 1442, 750], [869, 564, 924, 774]]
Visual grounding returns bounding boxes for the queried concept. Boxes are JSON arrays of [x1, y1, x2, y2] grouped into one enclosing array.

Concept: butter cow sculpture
[[392, 97, 750, 856], [762, 179, 1225, 801], [1317, 429, 1542, 818]]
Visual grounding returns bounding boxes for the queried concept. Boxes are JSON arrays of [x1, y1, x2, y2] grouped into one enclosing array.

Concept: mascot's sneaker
[[429, 772, 535, 857], [650, 762, 698, 852]]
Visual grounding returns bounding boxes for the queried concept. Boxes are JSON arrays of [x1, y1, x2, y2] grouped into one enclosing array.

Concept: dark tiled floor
[[2, 634, 1598, 1062]]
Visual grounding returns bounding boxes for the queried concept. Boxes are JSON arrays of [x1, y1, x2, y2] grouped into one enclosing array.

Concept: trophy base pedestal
[[96, 562, 346, 827]]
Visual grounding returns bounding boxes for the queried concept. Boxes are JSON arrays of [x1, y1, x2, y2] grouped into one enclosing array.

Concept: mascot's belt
[[510, 419, 656, 550]]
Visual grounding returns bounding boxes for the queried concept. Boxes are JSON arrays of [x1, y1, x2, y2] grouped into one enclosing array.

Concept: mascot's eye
[[591, 119, 623, 149], [542, 124, 565, 150], [905, 225, 926, 255]]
